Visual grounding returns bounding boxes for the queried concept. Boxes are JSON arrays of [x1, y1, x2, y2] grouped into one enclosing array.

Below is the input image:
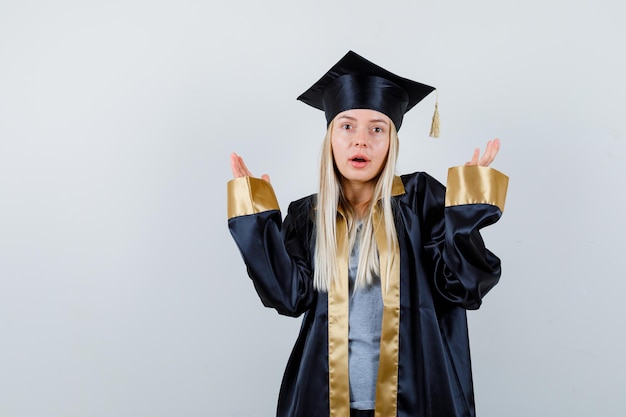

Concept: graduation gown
[[227, 166, 508, 417]]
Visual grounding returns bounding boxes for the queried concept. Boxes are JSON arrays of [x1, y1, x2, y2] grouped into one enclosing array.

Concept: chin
[[344, 174, 378, 184]]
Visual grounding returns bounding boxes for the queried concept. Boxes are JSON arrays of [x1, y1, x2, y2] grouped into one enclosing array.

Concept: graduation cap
[[297, 50, 438, 134]]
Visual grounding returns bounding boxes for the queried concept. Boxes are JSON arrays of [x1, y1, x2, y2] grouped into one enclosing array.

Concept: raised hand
[[465, 139, 500, 167], [230, 153, 270, 183]]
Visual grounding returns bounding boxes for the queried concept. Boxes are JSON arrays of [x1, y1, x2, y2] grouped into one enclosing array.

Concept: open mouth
[[350, 154, 369, 162], [349, 156, 369, 168]]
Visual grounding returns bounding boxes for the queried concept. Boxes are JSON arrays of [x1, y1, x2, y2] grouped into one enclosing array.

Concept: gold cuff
[[445, 166, 509, 212], [227, 177, 280, 219]]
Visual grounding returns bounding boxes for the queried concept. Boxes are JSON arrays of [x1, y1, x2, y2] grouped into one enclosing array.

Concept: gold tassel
[[429, 92, 440, 138]]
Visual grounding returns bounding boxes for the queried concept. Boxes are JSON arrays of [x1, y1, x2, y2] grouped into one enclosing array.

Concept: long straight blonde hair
[[313, 119, 400, 292]]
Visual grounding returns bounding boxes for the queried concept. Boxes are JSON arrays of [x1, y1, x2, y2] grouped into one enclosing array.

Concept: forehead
[[334, 109, 391, 124]]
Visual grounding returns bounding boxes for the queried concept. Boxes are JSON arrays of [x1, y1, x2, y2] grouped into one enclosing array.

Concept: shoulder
[[288, 193, 316, 211], [398, 171, 445, 195], [394, 172, 447, 220], [285, 194, 316, 225]]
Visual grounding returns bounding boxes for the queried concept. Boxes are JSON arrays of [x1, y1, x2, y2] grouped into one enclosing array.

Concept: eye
[[372, 126, 384, 133], [341, 123, 352, 130]]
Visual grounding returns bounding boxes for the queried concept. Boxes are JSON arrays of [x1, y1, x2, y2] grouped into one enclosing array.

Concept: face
[[331, 109, 391, 188]]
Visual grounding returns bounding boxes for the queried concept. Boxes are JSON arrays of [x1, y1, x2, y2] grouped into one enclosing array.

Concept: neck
[[342, 179, 376, 218]]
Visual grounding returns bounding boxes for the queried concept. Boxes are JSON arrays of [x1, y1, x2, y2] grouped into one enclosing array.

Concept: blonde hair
[[313, 120, 400, 292]]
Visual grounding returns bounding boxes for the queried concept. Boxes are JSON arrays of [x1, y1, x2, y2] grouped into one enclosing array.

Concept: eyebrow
[[369, 118, 390, 125], [336, 115, 390, 125]]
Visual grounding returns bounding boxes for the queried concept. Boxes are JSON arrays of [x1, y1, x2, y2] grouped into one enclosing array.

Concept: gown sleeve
[[227, 176, 315, 317], [418, 166, 509, 310]]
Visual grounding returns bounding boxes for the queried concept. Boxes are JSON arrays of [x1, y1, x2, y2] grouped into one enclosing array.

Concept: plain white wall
[[1, 0, 624, 416]]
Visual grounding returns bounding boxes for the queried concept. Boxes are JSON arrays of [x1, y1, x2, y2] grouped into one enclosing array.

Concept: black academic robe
[[227, 169, 508, 417]]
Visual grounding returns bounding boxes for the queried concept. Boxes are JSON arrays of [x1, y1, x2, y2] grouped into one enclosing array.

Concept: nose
[[353, 129, 368, 148]]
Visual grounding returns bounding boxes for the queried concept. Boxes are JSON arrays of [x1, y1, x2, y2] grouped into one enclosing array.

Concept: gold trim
[[328, 214, 350, 417], [391, 175, 405, 197], [328, 202, 402, 416], [227, 177, 280, 219], [445, 166, 509, 212], [372, 206, 400, 417]]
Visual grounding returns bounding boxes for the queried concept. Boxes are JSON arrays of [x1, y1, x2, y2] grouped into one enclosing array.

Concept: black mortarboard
[[297, 51, 435, 131]]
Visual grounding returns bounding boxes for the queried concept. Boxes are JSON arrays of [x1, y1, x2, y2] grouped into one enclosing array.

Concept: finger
[[238, 155, 255, 177], [479, 139, 500, 166], [478, 140, 494, 166], [231, 153, 253, 178], [234, 154, 249, 177], [492, 138, 501, 159], [231, 153, 269, 180], [472, 148, 480, 165], [230, 153, 244, 177], [465, 148, 480, 166]]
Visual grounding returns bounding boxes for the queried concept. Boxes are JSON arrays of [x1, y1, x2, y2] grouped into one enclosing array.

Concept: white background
[[1, 1, 625, 416]]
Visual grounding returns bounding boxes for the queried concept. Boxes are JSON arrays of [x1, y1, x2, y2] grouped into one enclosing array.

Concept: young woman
[[227, 51, 508, 417]]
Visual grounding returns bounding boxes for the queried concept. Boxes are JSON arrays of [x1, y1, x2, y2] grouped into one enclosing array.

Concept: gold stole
[[328, 205, 401, 417]]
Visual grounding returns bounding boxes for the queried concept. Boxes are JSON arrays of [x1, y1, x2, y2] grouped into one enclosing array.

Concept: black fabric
[[351, 409, 375, 417], [321, 74, 409, 130], [228, 172, 504, 417], [297, 51, 435, 130]]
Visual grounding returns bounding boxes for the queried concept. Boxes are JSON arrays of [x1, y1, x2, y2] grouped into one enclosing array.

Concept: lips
[[350, 154, 369, 162], [349, 154, 370, 168]]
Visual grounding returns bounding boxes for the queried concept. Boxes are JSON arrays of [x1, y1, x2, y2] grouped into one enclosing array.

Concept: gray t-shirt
[[348, 224, 383, 410]]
